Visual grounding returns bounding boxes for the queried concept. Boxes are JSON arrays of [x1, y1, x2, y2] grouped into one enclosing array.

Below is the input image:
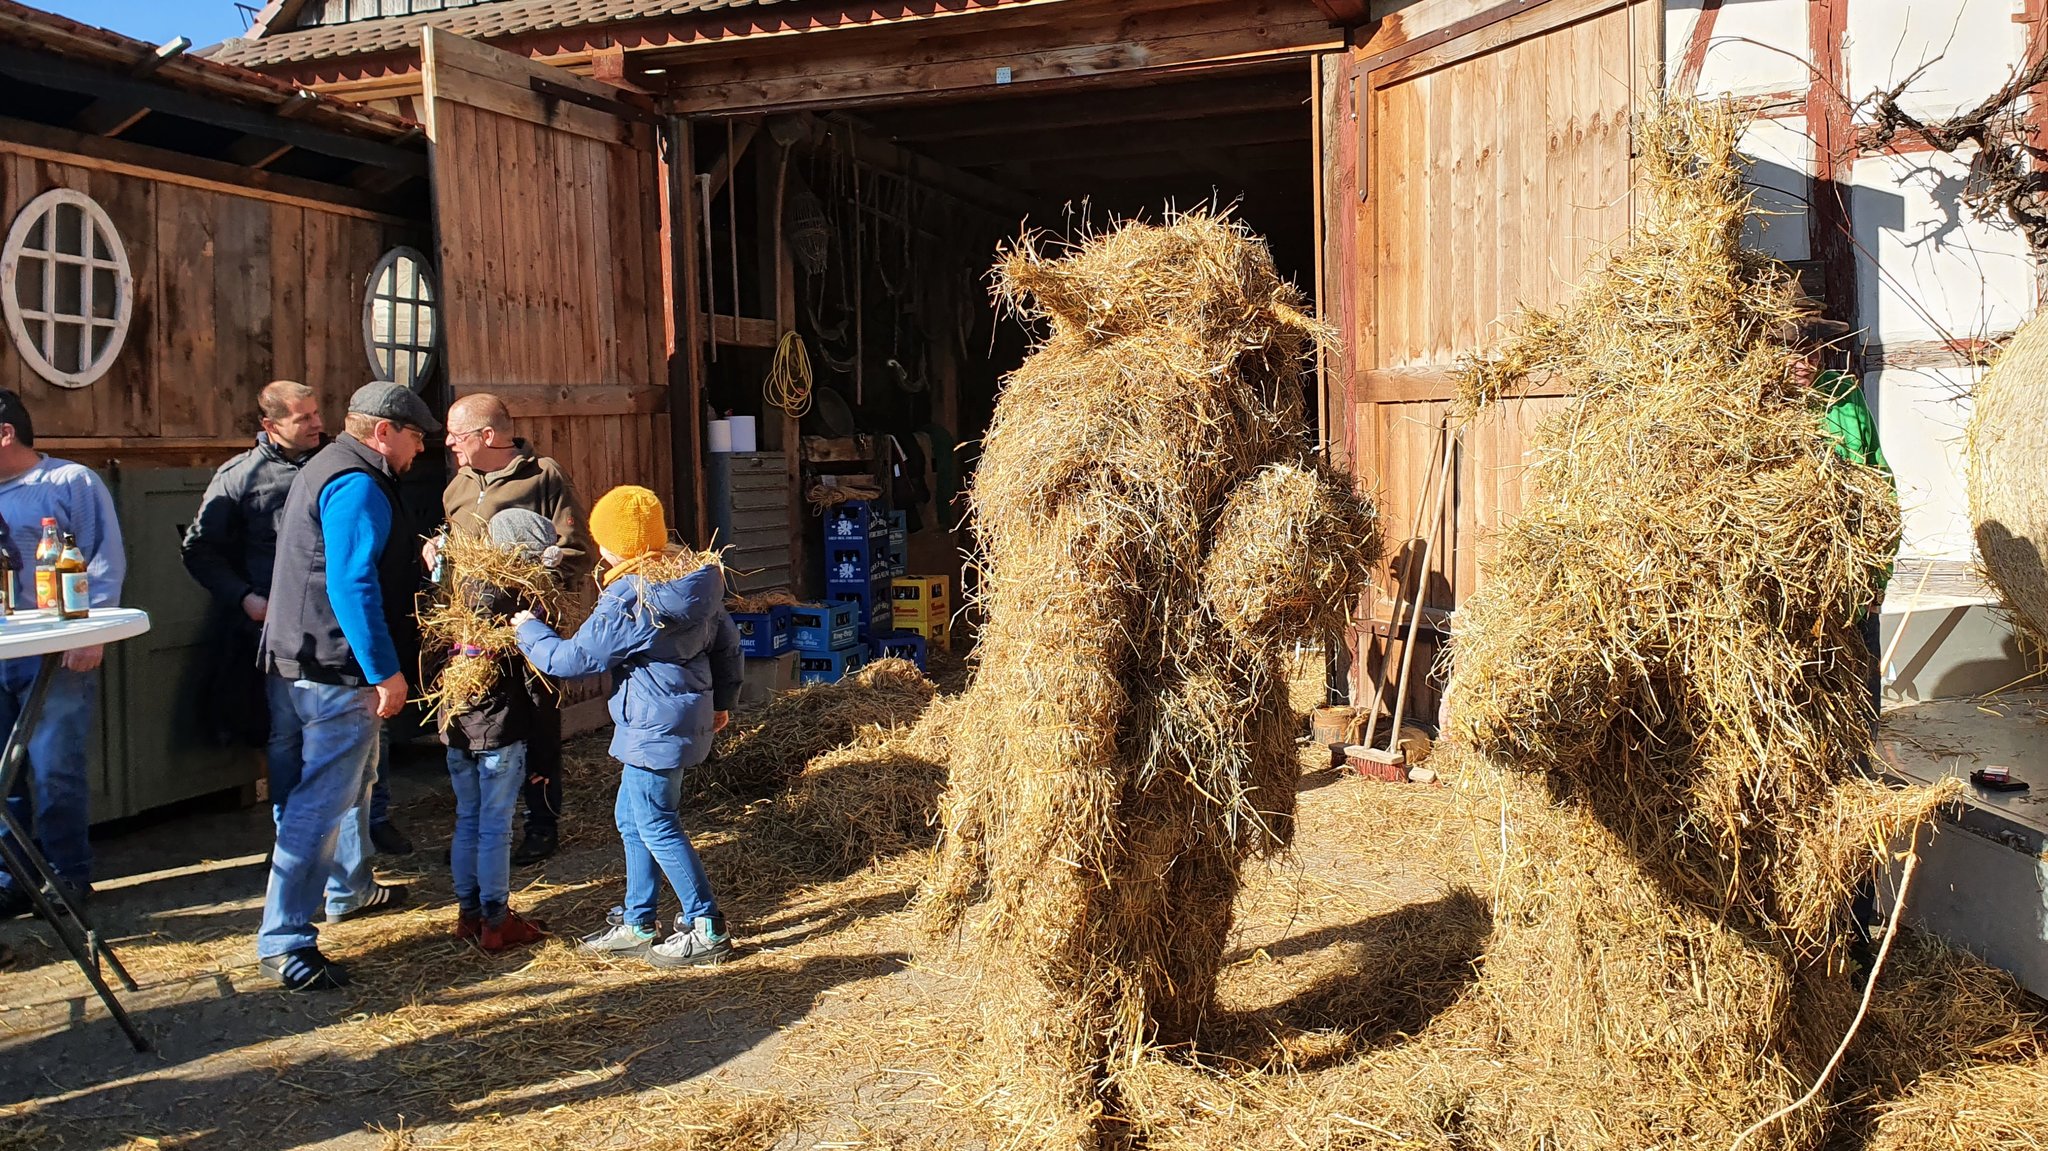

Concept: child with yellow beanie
[[511, 485, 743, 966]]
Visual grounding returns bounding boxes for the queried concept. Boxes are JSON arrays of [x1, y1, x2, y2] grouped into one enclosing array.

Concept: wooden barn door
[[420, 28, 673, 731], [1330, 0, 1658, 720]]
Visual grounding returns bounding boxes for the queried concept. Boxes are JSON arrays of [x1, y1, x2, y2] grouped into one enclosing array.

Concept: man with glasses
[[256, 383, 436, 990], [424, 393, 592, 866]]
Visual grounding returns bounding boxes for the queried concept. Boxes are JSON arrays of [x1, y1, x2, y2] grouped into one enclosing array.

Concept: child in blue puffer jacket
[[512, 485, 743, 967]]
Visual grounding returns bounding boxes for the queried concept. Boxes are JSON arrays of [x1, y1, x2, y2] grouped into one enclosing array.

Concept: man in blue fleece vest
[[255, 383, 437, 990]]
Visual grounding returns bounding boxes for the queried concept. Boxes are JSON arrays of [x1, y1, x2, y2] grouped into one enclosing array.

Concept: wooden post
[[666, 114, 710, 547]]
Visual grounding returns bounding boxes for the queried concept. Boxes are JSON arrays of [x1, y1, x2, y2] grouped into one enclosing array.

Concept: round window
[[363, 246, 438, 391], [2, 189, 134, 389]]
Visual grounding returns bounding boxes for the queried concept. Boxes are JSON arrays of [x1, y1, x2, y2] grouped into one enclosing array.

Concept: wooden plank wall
[[420, 29, 672, 728], [421, 29, 672, 521], [0, 145, 421, 464], [1344, 0, 1653, 714]]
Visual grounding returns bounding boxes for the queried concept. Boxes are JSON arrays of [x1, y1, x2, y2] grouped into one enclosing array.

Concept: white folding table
[[0, 607, 151, 1051]]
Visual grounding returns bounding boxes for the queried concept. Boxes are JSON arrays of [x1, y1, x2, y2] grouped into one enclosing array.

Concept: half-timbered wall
[[0, 146, 423, 464]]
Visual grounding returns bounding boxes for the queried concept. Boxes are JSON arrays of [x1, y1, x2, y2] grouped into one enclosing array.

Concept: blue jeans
[[369, 725, 393, 827], [0, 658, 98, 894], [448, 742, 526, 916], [615, 765, 718, 929], [266, 677, 379, 916], [258, 679, 381, 958]]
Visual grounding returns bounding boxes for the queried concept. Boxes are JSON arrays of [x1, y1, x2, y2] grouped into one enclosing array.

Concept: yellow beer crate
[[899, 614, 952, 653], [890, 576, 950, 625]]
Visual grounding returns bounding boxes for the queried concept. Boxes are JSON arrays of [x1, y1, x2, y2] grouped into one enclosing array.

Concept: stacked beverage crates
[[823, 499, 894, 641], [890, 575, 950, 653]]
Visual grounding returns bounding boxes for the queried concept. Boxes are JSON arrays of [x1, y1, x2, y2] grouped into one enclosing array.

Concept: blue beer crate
[[787, 601, 859, 653], [869, 631, 928, 672], [798, 643, 868, 686], [830, 579, 894, 639], [822, 500, 889, 543], [731, 607, 791, 657], [825, 538, 889, 585]]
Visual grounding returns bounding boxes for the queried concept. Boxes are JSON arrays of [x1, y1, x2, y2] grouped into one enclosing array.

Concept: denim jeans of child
[[448, 742, 527, 917], [0, 658, 98, 895], [266, 676, 381, 916], [615, 764, 718, 929], [258, 678, 380, 959]]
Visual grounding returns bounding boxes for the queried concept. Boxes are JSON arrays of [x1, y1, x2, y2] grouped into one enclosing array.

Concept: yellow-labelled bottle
[[34, 517, 60, 610], [56, 533, 88, 620]]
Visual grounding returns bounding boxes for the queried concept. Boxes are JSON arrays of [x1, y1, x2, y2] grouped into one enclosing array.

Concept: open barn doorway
[[682, 60, 1319, 656]]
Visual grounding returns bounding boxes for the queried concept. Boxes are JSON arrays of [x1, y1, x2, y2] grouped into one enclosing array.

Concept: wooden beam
[[0, 42, 427, 177], [421, 28, 635, 146], [0, 115, 414, 222], [659, 0, 1344, 114], [866, 66, 1305, 141], [929, 109, 1303, 168], [1365, 0, 1629, 87], [1313, 0, 1371, 22], [70, 101, 151, 137], [471, 383, 672, 418], [226, 137, 296, 169], [701, 313, 779, 348], [703, 118, 761, 197], [815, 111, 1035, 217]]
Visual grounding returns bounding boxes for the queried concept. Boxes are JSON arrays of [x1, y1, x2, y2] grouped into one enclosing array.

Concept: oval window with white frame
[[2, 189, 134, 389], [363, 246, 438, 392]]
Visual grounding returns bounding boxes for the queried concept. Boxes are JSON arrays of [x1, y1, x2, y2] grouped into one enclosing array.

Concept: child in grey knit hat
[[439, 507, 563, 952]]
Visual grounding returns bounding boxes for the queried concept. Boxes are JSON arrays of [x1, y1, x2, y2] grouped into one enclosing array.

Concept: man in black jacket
[[184, 381, 414, 855]]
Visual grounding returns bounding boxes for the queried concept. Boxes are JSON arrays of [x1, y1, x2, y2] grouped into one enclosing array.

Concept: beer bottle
[[0, 528, 16, 616], [34, 518, 61, 610], [56, 533, 88, 620]]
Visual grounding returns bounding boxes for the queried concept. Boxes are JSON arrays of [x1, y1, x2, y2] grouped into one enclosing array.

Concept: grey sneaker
[[649, 915, 734, 968], [579, 907, 656, 957]]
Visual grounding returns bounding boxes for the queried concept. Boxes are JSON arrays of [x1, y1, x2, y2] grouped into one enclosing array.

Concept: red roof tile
[[209, 0, 786, 68]]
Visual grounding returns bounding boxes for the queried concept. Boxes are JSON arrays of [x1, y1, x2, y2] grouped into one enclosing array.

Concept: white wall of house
[[1677, 0, 2039, 569]]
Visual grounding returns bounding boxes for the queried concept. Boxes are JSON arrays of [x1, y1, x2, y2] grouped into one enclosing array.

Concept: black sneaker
[[369, 820, 415, 857], [511, 827, 558, 867], [261, 947, 351, 991], [0, 885, 31, 921], [325, 883, 410, 925]]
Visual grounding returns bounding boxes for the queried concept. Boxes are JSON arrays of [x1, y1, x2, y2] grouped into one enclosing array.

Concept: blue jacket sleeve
[[319, 473, 399, 683], [515, 589, 654, 679], [77, 470, 125, 608]]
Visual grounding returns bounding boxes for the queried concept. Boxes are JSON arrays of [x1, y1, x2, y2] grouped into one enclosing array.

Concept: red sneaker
[[453, 912, 483, 942], [480, 910, 547, 952]]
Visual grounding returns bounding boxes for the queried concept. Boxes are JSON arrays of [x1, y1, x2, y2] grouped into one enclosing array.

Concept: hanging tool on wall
[[766, 330, 814, 419], [698, 169, 717, 364]]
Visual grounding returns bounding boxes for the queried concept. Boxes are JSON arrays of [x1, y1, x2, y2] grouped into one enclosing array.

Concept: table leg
[[0, 652, 150, 1052]]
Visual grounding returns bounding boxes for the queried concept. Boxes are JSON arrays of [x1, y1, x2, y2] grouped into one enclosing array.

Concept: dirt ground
[[0, 672, 1476, 1151]]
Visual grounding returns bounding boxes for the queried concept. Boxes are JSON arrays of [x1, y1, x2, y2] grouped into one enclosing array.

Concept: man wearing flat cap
[[255, 382, 438, 990]]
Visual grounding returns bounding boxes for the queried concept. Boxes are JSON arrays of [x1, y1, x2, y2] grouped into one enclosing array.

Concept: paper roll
[[729, 415, 758, 452], [707, 419, 733, 453]]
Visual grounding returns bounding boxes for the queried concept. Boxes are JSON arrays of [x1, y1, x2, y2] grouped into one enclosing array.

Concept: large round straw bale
[[1969, 312, 2048, 643]]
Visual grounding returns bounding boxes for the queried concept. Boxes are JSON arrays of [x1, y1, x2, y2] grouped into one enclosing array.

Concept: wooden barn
[[203, 0, 2046, 988], [205, 0, 2031, 700], [13, 0, 2047, 986], [0, 1, 437, 819]]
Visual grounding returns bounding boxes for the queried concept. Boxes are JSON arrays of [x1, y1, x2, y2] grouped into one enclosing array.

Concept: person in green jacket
[[1791, 339, 1896, 709], [1793, 332, 1898, 976]]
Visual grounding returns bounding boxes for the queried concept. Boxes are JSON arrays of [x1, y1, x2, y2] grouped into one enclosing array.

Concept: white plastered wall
[[1676, 0, 2037, 566]]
